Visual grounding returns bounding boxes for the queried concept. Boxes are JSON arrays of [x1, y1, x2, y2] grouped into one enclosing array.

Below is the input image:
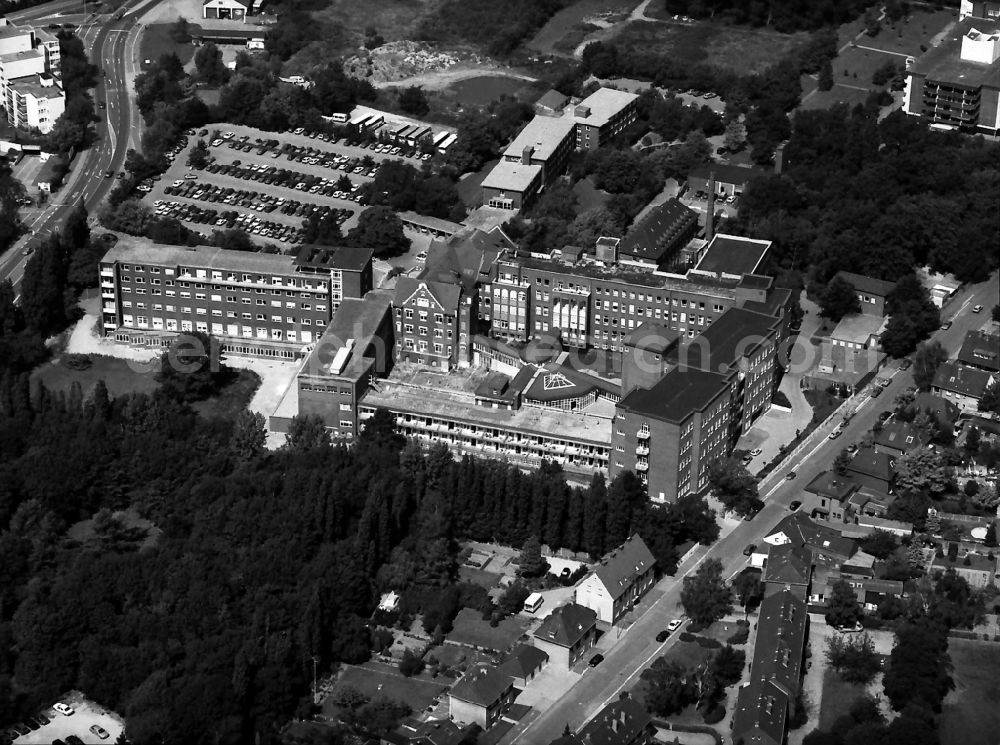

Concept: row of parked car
[[282, 127, 434, 162], [210, 131, 388, 176], [162, 179, 355, 223], [1, 701, 109, 745], [197, 160, 366, 202], [153, 200, 308, 244]]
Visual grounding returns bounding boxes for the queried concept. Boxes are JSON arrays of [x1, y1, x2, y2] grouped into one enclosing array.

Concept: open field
[[447, 608, 528, 652], [941, 639, 1000, 745], [527, 0, 637, 56], [612, 20, 809, 74], [314, 0, 438, 51], [330, 663, 448, 713], [32, 354, 160, 400], [447, 75, 535, 106]]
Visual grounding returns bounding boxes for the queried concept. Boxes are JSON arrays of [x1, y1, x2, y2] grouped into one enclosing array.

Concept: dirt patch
[[345, 40, 492, 85]]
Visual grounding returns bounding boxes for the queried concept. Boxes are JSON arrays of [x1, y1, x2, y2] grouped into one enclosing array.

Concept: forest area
[[0, 290, 719, 744]]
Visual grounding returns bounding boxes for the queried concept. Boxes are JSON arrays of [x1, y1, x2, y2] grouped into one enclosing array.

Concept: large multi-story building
[[273, 291, 394, 441], [481, 86, 639, 211], [961, 0, 1000, 20], [573, 87, 639, 151], [903, 15, 1000, 134], [484, 232, 779, 358], [0, 19, 64, 133], [99, 240, 373, 358], [610, 306, 783, 501], [615, 198, 700, 270]]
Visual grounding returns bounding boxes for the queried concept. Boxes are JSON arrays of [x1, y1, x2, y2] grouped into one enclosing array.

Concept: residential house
[[574, 695, 654, 745], [382, 719, 470, 745], [805, 471, 859, 523], [575, 534, 656, 624], [448, 664, 516, 729], [957, 330, 1000, 373], [731, 588, 809, 745], [532, 603, 598, 669], [762, 512, 857, 567], [499, 644, 548, 687], [873, 420, 928, 457], [845, 447, 896, 494], [932, 361, 996, 411], [845, 487, 896, 519], [809, 569, 905, 612]]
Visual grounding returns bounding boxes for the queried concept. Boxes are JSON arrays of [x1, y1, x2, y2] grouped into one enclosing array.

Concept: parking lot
[[7, 693, 124, 745], [139, 122, 435, 248]]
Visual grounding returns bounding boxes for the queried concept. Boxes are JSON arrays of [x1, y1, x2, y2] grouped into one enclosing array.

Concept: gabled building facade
[[575, 535, 656, 623]]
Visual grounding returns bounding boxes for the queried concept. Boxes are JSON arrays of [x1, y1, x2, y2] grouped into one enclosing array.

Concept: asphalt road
[[0, 0, 155, 294], [503, 273, 999, 745]]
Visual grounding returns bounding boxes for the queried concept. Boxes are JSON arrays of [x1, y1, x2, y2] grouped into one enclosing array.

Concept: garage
[[202, 0, 253, 22]]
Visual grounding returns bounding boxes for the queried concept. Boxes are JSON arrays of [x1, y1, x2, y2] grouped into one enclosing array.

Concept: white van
[[523, 592, 544, 614]]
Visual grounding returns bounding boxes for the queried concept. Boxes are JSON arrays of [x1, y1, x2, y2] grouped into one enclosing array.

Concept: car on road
[[743, 543, 757, 556], [828, 429, 842, 439], [52, 702, 74, 716], [750, 448, 762, 457], [846, 443, 859, 453], [90, 724, 110, 740], [972, 304, 984, 313], [871, 386, 883, 397], [22, 246, 33, 256], [785, 470, 796, 480], [588, 653, 604, 667], [98, 100, 106, 109], [105, 170, 114, 178], [656, 628, 672, 642], [789, 500, 802, 511], [940, 320, 953, 330], [667, 619, 683, 633], [741, 454, 753, 465]]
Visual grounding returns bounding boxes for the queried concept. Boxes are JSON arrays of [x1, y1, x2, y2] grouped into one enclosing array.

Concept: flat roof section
[[293, 244, 373, 272], [361, 365, 615, 445], [908, 17, 1000, 88], [693, 234, 771, 277], [481, 160, 543, 194], [574, 88, 639, 127], [618, 367, 731, 423], [300, 293, 392, 381], [503, 115, 576, 163], [102, 238, 298, 276]]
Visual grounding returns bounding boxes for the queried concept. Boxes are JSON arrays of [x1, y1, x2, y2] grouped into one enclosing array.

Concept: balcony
[[103, 303, 117, 313], [636, 461, 649, 472], [635, 445, 649, 456], [636, 428, 650, 440]]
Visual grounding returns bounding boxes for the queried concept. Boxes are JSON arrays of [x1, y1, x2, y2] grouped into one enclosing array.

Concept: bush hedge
[[703, 704, 726, 724]]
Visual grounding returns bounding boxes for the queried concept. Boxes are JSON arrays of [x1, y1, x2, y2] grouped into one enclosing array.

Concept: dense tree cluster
[[737, 106, 1000, 285], [706, 457, 763, 518], [417, 0, 574, 56], [0, 157, 26, 253], [0, 325, 722, 745], [45, 31, 99, 154], [445, 98, 534, 173], [661, 0, 879, 32], [358, 160, 466, 222]]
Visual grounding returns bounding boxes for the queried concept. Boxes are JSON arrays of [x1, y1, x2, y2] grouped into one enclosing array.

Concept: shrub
[[696, 636, 722, 649], [727, 627, 750, 644], [703, 704, 726, 724], [679, 631, 696, 643], [64, 353, 92, 370], [687, 621, 706, 633]]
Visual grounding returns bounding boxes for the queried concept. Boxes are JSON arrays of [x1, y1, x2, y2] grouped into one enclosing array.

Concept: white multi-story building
[[0, 19, 65, 133]]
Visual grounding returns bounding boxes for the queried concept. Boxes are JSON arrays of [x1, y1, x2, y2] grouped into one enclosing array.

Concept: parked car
[[588, 653, 604, 667], [871, 386, 883, 397], [972, 304, 983, 313], [656, 628, 672, 642], [789, 500, 802, 511], [750, 448, 762, 457], [90, 724, 110, 740], [743, 543, 757, 556], [785, 470, 796, 480], [828, 429, 842, 440], [667, 619, 683, 633], [52, 702, 74, 716], [898, 358, 912, 370]]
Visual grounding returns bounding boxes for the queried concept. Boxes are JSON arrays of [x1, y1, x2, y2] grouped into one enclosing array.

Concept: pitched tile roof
[[932, 361, 995, 399], [846, 447, 897, 483], [592, 535, 656, 600], [873, 420, 927, 453], [618, 198, 698, 263], [763, 544, 812, 587], [534, 603, 597, 649], [765, 513, 856, 560], [499, 644, 548, 680], [394, 277, 462, 312], [834, 271, 896, 298], [576, 695, 652, 745], [957, 330, 1000, 372], [448, 664, 513, 707]]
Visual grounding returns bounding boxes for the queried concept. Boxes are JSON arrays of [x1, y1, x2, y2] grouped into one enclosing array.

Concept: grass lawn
[[612, 21, 809, 75], [431, 644, 492, 668], [527, 0, 636, 56], [699, 619, 747, 644], [941, 639, 1000, 745], [330, 664, 447, 713], [139, 22, 197, 68], [457, 160, 496, 208], [191, 369, 261, 420], [447, 608, 527, 652], [851, 8, 956, 55], [804, 388, 843, 426], [32, 354, 160, 400], [458, 566, 504, 590], [818, 668, 864, 730]]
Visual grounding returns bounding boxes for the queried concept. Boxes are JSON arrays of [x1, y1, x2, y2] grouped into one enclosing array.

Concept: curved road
[[0, 0, 155, 292]]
